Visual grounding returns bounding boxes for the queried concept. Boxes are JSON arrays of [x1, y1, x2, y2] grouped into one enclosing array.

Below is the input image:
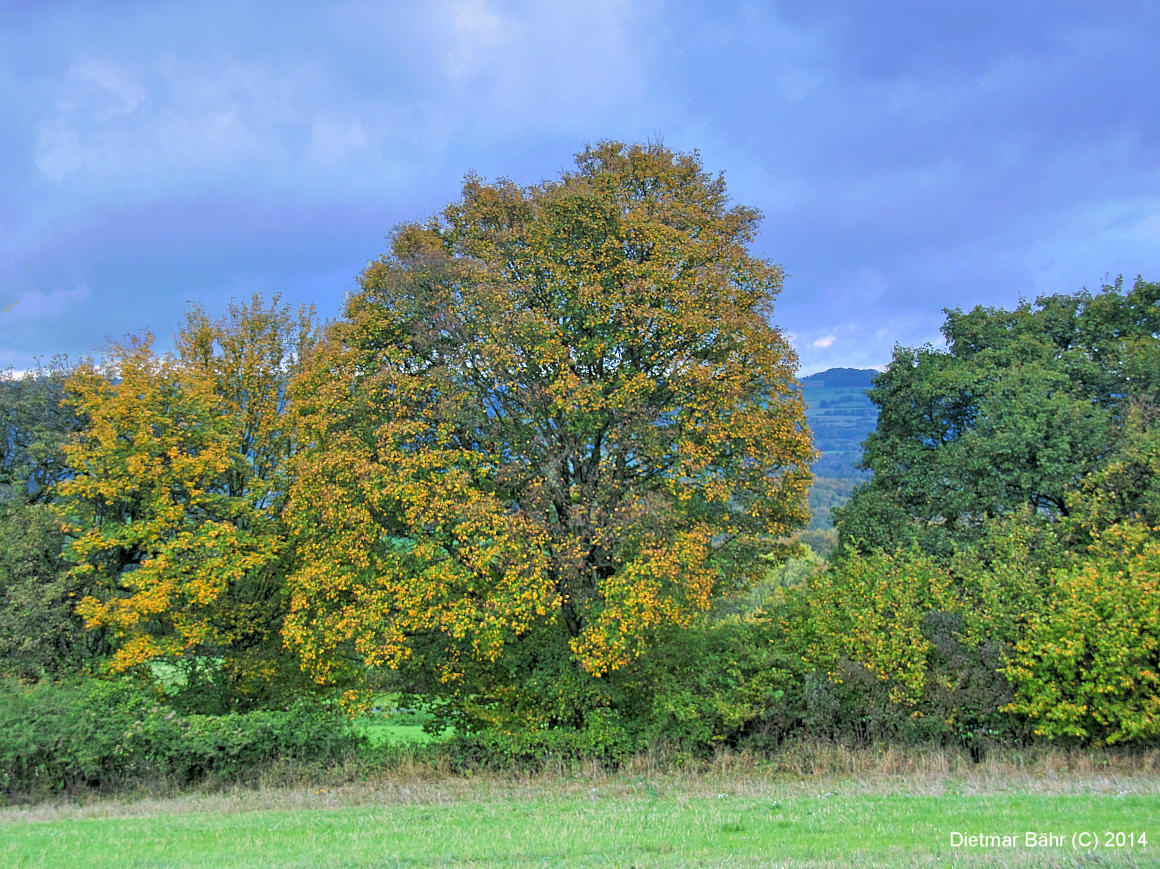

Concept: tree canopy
[[0, 362, 105, 679], [836, 277, 1160, 555], [285, 142, 813, 724], [0, 359, 79, 507], [56, 297, 317, 709]]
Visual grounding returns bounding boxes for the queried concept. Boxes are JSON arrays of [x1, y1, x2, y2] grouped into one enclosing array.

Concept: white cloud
[[34, 60, 148, 180], [26, 1, 651, 204], [34, 57, 295, 184], [792, 317, 939, 375], [427, 0, 649, 129]]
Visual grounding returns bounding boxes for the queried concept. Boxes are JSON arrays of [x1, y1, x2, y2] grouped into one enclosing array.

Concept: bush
[[0, 678, 367, 799], [1005, 524, 1160, 745], [779, 538, 1038, 747], [624, 617, 796, 754], [444, 708, 633, 771]]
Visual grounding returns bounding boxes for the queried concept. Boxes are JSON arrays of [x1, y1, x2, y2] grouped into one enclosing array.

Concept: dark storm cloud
[[2, 0, 1157, 373]]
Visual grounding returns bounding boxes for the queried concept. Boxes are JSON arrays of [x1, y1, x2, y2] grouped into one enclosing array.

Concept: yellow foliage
[[284, 142, 814, 703], [56, 296, 316, 692]]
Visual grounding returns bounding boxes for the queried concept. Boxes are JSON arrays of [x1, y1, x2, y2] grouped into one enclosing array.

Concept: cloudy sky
[[3, 0, 1158, 374]]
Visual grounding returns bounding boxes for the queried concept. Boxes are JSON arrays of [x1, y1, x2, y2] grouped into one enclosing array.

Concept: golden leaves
[[283, 142, 814, 705], [1004, 523, 1160, 744], [56, 300, 312, 685]]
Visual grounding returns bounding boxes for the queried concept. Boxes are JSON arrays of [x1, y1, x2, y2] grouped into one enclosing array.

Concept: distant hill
[[800, 367, 879, 479]]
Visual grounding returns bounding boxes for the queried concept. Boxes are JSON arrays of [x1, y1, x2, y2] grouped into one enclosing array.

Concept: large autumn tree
[[286, 142, 813, 727]]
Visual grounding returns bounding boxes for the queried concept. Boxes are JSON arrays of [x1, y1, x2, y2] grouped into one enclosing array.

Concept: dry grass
[[5, 741, 1157, 823]]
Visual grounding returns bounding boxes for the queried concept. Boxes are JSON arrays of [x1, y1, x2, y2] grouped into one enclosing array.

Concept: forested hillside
[[800, 367, 877, 479], [799, 367, 877, 533]]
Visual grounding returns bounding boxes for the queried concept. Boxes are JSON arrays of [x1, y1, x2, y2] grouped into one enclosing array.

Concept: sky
[[3, 0, 1158, 375]]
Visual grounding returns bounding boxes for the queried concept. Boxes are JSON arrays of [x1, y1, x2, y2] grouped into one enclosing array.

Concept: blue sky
[[3, 0, 1158, 375]]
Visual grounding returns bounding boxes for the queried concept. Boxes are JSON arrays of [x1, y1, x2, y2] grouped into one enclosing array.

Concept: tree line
[[2, 142, 1157, 769]]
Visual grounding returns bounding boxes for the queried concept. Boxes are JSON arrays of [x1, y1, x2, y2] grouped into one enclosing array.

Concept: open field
[[351, 695, 452, 748], [4, 751, 1158, 868]]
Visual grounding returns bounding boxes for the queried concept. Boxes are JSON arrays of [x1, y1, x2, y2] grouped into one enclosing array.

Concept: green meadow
[[4, 761, 1157, 868], [351, 695, 452, 748]]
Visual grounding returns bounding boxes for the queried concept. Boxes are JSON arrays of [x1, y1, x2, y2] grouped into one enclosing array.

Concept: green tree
[[0, 501, 111, 679], [837, 277, 1160, 555], [286, 142, 814, 727], [1065, 401, 1160, 536], [0, 362, 108, 678], [0, 358, 79, 506]]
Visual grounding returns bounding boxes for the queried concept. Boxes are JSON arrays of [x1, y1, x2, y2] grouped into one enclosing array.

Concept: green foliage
[[952, 512, 1068, 651], [444, 708, 633, 771], [798, 549, 955, 707], [623, 617, 795, 754], [837, 277, 1160, 556], [823, 281, 1160, 746], [0, 503, 109, 679], [0, 678, 365, 798], [1065, 402, 1160, 538], [773, 503, 1159, 749], [710, 551, 821, 618], [0, 359, 79, 506], [796, 527, 837, 558], [778, 525, 1060, 746], [0, 362, 103, 679], [3, 153, 1153, 765], [806, 476, 859, 531], [0, 678, 153, 796], [1004, 523, 1160, 745]]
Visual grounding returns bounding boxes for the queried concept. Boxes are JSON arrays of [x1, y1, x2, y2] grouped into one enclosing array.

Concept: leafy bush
[[0, 678, 367, 799], [0, 678, 155, 795], [1005, 523, 1160, 745], [622, 617, 796, 754], [444, 708, 633, 771], [791, 549, 956, 713], [780, 536, 1041, 747]]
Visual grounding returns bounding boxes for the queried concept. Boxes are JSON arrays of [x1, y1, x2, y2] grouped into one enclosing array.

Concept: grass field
[[352, 695, 451, 747], [4, 752, 1157, 868]]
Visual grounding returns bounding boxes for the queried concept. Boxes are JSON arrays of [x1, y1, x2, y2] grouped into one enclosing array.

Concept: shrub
[[781, 537, 1040, 747], [623, 617, 796, 754], [444, 708, 633, 771], [1005, 523, 1160, 745], [0, 678, 367, 799]]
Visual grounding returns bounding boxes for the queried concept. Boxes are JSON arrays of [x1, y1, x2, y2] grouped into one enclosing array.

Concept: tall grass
[[7, 740, 1156, 818]]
